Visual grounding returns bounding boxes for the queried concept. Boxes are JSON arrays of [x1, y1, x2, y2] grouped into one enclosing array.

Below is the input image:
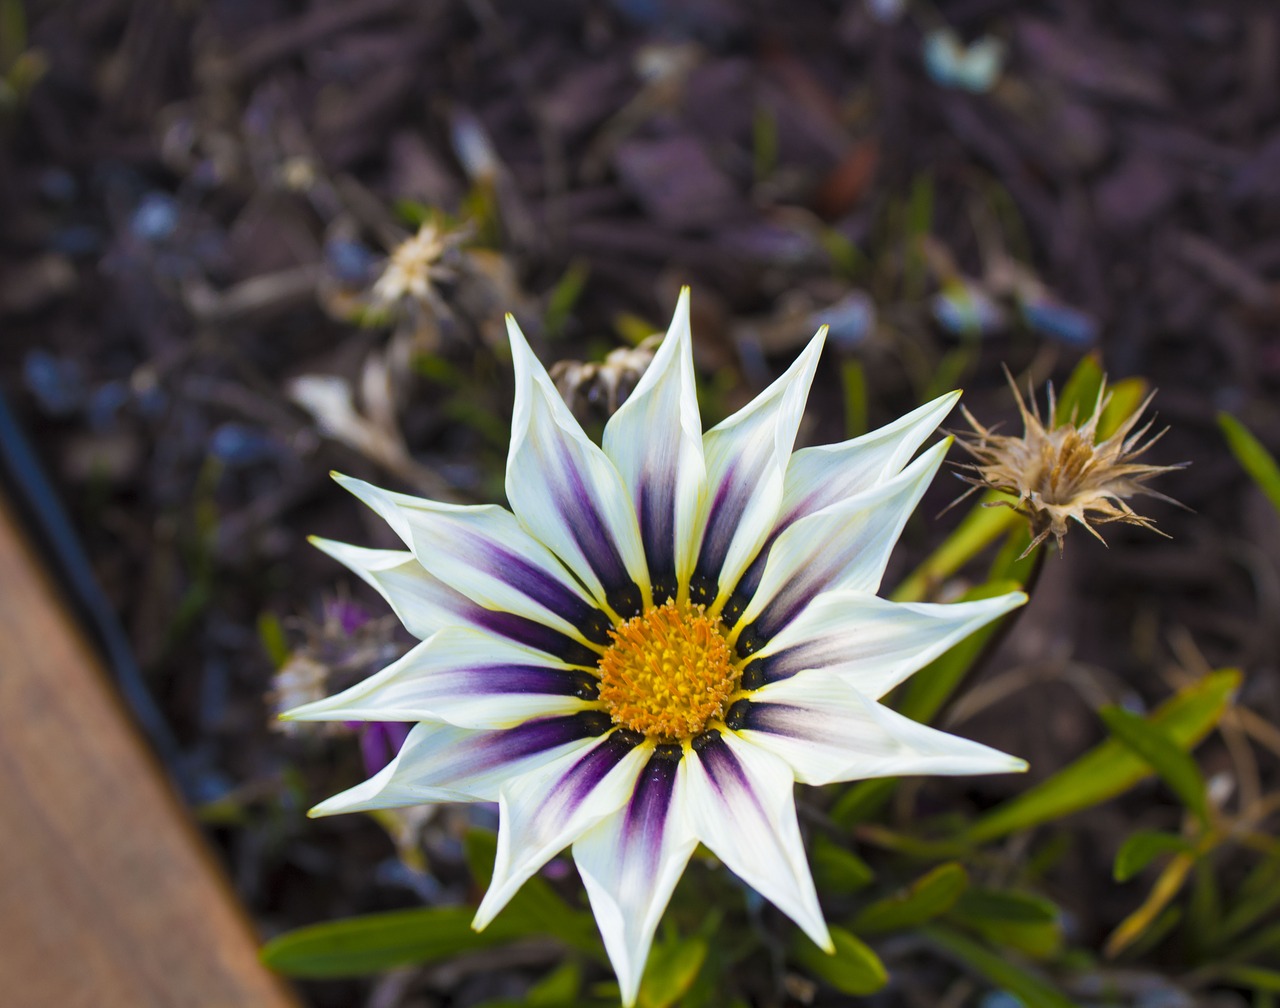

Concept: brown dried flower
[[956, 371, 1184, 557], [549, 334, 663, 421]]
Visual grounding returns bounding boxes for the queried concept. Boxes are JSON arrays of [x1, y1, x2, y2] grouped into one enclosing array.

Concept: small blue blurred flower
[[1020, 296, 1098, 347], [131, 192, 180, 242], [813, 291, 876, 350], [924, 29, 1006, 94], [23, 349, 85, 416], [932, 279, 1005, 337]]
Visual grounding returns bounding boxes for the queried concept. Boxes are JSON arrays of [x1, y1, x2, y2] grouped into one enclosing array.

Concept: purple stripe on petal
[[555, 440, 634, 606], [696, 464, 748, 581], [459, 529, 614, 644], [559, 730, 643, 814], [638, 479, 677, 600], [691, 731, 766, 821], [463, 664, 598, 698], [471, 608, 601, 667], [455, 711, 614, 780], [744, 700, 888, 757], [621, 746, 680, 874]]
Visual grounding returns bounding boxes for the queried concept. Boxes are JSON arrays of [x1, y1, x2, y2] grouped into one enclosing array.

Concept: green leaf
[[1218, 851, 1280, 943], [637, 937, 708, 1008], [965, 669, 1238, 845], [791, 926, 888, 995], [1054, 354, 1104, 426], [262, 906, 533, 978], [528, 961, 582, 1006], [257, 611, 289, 668], [1220, 413, 1280, 515], [1113, 831, 1193, 882], [543, 260, 590, 340], [1099, 706, 1210, 825], [924, 924, 1076, 1008], [950, 889, 1063, 959], [954, 888, 1059, 925], [853, 863, 969, 934], [1098, 378, 1148, 439], [829, 777, 897, 828], [841, 359, 868, 439], [1222, 967, 1280, 994], [812, 833, 876, 895]]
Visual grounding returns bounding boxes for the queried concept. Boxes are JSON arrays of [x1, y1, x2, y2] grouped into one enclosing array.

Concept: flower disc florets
[[597, 599, 738, 742]]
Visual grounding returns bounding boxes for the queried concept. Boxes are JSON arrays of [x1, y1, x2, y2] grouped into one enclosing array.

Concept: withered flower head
[[370, 220, 466, 309], [957, 371, 1184, 557], [549, 334, 663, 422]]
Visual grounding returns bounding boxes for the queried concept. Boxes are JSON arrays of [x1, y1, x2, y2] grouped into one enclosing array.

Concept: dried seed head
[[550, 335, 662, 421], [371, 221, 465, 309], [956, 369, 1184, 557]]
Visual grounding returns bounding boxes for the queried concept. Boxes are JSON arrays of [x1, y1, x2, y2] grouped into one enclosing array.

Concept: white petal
[[749, 589, 1026, 699], [309, 535, 602, 666], [309, 537, 466, 640], [736, 440, 949, 641], [335, 474, 611, 646], [684, 732, 831, 951], [474, 734, 649, 930], [736, 670, 1027, 786], [777, 391, 959, 529], [573, 750, 697, 1007], [506, 316, 649, 616], [603, 288, 706, 599], [309, 714, 610, 815], [692, 330, 826, 609], [282, 628, 594, 728]]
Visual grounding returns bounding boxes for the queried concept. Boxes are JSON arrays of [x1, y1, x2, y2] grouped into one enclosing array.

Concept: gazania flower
[[285, 290, 1026, 1004], [957, 372, 1182, 556]]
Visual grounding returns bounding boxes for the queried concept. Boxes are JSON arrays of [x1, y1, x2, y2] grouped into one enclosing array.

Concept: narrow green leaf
[[527, 961, 582, 1006], [1054, 354, 1104, 426], [1113, 831, 1193, 882], [1219, 851, 1280, 943], [1220, 413, 1280, 515], [791, 926, 888, 995], [891, 495, 1021, 603], [1222, 967, 1280, 994], [954, 888, 1059, 925], [257, 611, 290, 668], [638, 937, 708, 1008], [924, 924, 1076, 1008], [1098, 378, 1148, 438], [965, 669, 1238, 844], [829, 777, 897, 829], [262, 906, 530, 978], [1099, 705, 1210, 825], [812, 833, 875, 894], [841, 359, 868, 439], [950, 888, 1063, 958], [543, 260, 590, 340], [853, 863, 969, 934]]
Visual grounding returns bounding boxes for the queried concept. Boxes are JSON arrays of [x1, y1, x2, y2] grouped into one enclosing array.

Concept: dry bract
[[957, 372, 1184, 556]]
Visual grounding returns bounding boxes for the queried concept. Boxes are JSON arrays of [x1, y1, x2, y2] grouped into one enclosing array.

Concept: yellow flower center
[[596, 599, 739, 742]]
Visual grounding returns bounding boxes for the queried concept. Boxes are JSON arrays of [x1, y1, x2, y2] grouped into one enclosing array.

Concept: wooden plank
[[0, 494, 298, 1007]]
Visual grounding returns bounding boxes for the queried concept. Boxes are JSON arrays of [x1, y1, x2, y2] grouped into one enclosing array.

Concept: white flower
[[284, 289, 1026, 1005]]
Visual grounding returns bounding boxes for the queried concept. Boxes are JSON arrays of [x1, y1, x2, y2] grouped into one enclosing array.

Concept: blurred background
[[2, 1, 1279, 1005]]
